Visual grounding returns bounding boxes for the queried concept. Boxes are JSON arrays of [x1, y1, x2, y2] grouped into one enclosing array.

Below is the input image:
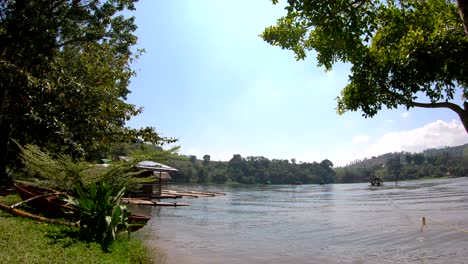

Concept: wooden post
[[158, 171, 162, 195]]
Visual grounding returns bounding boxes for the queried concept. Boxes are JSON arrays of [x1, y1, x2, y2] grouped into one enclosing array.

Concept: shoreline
[[0, 193, 154, 264]]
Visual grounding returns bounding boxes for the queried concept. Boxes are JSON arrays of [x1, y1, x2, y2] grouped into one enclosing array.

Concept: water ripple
[[142, 178, 468, 264]]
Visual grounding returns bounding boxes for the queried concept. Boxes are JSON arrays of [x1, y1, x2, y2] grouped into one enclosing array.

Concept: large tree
[[0, 0, 174, 184], [262, 0, 468, 133]]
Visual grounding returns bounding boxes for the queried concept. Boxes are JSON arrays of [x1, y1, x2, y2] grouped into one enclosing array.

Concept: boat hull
[[14, 182, 150, 231]]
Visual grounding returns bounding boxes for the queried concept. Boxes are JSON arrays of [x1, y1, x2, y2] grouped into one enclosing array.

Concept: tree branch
[[407, 100, 468, 134], [409, 101, 465, 116], [380, 87, 468, 133], [381, 87, 465, 116]]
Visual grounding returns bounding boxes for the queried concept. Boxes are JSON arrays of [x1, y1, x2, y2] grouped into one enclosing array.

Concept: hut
[[136, 161, 178, 196]]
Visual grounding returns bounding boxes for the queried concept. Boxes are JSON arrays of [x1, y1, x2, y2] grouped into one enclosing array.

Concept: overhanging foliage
[[262, 0, 468, 132], [0, 0, 176, 184]]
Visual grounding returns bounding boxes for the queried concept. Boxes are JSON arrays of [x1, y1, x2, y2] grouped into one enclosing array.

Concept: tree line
[[336, 148, 468, 184], [166, 154, 335, 185], [164, 144, 468, 185]]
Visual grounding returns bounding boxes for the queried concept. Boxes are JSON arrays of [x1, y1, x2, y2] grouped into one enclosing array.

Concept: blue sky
[[126, 0, 468, 166]]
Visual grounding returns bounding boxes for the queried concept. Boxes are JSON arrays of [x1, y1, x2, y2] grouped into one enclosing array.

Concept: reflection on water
[[134, 178, 468, 264]]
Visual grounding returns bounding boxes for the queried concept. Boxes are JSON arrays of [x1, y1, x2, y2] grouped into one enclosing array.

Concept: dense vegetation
[[0, 0, 175, 185], [168, 154, 335, 185], [0, 0, 175, 256], [163, 144, 468, 185], [0, 194, 155, 264], [336, 144, 468, 183], [1, 0, 467, 260], [9, 142, 175, 250]]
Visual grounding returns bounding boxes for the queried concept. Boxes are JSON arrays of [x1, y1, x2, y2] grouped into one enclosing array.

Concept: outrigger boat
[[14, 182, 75, 217], [13, 182, 150, 231]]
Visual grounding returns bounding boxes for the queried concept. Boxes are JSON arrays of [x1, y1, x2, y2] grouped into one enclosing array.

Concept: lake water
[[132, 178, 468, 264]]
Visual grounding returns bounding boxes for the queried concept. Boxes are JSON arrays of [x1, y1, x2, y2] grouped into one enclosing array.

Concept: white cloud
[[401, 112, 410, 119], [364, 119, 468, 156], [352, 135, 370, 144], [331, 119, 467, 166]]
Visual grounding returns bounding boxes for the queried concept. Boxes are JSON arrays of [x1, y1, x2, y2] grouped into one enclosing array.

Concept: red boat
[[14, 182, 75, 217], [13, 182, 150, 231], [127, 215, 151, 231]]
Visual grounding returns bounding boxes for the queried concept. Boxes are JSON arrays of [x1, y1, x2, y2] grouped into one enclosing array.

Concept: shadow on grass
[[45, 226, 120, 253], [44, 227, 85, 248]]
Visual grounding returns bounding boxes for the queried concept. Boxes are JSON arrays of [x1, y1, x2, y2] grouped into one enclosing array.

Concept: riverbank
[[0, 194, 155, 264]]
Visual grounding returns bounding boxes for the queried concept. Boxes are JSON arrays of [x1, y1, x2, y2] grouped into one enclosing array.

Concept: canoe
[[13, 182, 151, 231], [13, 182, 75, 218], [128, 215, 151, 231]]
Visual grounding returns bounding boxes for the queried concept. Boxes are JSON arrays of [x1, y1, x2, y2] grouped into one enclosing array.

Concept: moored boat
[[128, 215, 151, 231], [14, 182, 75, 217], [13, 182, 151, 231]]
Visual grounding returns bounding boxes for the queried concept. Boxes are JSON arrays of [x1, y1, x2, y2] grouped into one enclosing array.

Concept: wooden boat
[[127, 214, 151, 231], [370, 177, 383, 186], [13, 182, 75, 218], [14, 182, 151, 231]]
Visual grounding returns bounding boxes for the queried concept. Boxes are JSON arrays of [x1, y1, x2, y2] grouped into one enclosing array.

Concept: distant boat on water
[[370, 177, 383, 186]]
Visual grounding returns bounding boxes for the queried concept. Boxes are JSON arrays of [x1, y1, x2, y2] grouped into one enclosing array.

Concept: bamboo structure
[[162, 190, 226, 198], [122, 198, 190, 206]]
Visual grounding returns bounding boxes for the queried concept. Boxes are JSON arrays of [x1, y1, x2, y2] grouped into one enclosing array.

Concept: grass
[[0, 194, 156, 264]]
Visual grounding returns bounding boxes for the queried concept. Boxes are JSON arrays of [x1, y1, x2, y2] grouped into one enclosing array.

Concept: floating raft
[[128, 193, 182, 199], [122, 198, 190, 207], [162, 190, 226, 198]]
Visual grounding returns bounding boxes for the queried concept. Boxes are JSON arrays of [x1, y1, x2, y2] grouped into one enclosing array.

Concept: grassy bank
[[0, 194, 154, 264]]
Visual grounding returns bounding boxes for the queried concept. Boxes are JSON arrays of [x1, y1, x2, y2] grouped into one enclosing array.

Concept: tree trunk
[[409, 100, 468, 134], [460, 102, 468, 134], [455, 0, 468, 131], [0, 118, 12, 187], [457, 0, 468, 36], [0, 86, 11, 186]]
